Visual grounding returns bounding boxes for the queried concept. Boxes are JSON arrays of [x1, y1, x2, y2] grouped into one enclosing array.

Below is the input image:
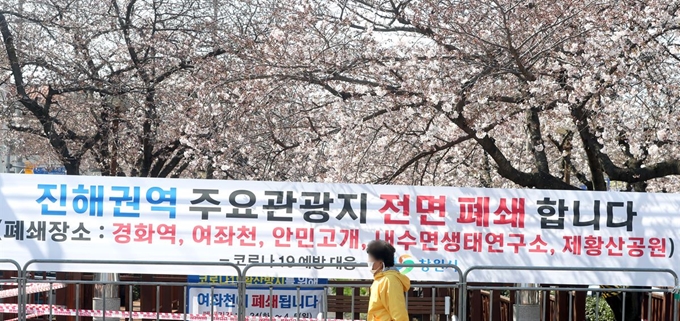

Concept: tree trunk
[[65, 161, 80, 175], [606, 290, 645, 321]]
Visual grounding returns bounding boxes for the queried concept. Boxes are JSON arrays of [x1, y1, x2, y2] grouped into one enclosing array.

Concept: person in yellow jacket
[[366, 240, 411, 321]]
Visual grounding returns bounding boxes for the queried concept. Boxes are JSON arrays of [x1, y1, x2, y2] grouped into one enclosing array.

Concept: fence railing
[[0, 259, 23, 320], [241, 263, 464, 321], [474, 288, 676, 321], [18, 259, 242, 321], [1, 259, 678, 321], [463, 266, 680, 321]]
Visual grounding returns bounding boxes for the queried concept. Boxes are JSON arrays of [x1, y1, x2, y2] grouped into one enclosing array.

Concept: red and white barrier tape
[[0, 304, 363, 321], [6, 313, 43, 321], [0, 304, 56, 314], [0, 283, 64, 286], [0, 283, 66, 299]]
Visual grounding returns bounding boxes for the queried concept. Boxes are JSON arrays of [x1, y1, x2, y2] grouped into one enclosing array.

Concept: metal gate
[[462, 266, 679, 321], [1, 260, 679, 321]]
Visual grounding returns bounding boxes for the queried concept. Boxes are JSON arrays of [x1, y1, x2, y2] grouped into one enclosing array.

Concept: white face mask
[[368, 261, 383, 275]]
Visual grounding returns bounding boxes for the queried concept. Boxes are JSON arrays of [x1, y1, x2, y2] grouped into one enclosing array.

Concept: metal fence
[[0, 259, 23, 319], [1, 260, 678, 321], [240, 263, 464, 321], [469, 284, 677, 321], [463, 266, 680, 321], [15, 259, 242, 321]]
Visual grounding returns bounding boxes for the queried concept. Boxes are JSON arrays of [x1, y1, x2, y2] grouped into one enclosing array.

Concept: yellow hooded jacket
[[367, 269, 411, 321]]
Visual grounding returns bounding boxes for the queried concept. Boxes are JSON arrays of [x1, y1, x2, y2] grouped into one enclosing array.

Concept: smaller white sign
[[188, 287, 325, 319]]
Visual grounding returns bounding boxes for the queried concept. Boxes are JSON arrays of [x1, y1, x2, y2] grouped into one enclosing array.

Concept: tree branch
[[445, 69, 577, 190], [569, 94, 608, 190]]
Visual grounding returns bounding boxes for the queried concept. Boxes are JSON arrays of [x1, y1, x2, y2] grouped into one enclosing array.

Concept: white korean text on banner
[[0, 174, 678, 285], [186, 276, 325, 318]]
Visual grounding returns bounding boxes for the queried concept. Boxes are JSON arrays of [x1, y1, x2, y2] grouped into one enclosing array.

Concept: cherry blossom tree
[[241, 1, 678, 320], [1, 0, 679, 319], [238, 0, 680, 195], [3, 0, 679, 195], [0, 0, 269, 176], [2, 0, 679, 192]]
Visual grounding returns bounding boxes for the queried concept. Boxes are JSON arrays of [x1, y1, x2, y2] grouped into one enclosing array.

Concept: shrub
[[586, 295, 615, 321]]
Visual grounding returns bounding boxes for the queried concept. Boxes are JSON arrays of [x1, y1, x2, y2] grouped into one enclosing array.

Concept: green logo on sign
[[398, 254, 416, 274]]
